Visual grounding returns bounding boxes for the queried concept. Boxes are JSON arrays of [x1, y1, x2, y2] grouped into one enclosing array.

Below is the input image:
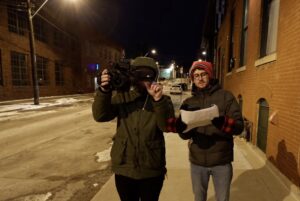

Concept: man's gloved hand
[[212, 116, 235, 134], [166, 116, 187, 133], [175, 116, 187, 133]]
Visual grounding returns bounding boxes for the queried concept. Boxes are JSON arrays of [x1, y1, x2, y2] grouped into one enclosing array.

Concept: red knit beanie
[[189, 61, 213, 79]]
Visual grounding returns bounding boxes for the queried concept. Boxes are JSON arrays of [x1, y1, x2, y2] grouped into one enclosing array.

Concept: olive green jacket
[[92, 88, 175, 179]]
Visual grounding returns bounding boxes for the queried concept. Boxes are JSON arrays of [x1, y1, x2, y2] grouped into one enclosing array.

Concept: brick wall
[[216, 0, 300, 186], [0, 4, 122, 101]]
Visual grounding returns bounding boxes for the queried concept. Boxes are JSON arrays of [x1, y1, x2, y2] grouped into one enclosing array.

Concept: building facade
[[204, 0, 300, 187], [0, 0, 123, 101]]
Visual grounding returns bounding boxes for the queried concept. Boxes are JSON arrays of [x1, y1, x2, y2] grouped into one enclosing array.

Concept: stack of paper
[[180, 104, 219, 133]]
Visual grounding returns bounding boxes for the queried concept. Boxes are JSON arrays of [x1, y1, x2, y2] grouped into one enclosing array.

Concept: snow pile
[[0, 103, 49, 113], [23, 192, 52, 201], [0, 97, 90, 120], [53, 98, 78, 105], [95, 147, 112, 162]]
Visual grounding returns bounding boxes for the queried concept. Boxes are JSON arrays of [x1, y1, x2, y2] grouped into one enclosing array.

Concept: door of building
[[257, 99, 269, 153]]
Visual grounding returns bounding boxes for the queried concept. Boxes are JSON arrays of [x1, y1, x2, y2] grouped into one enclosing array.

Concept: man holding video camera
[[92, 56, 175, 201]]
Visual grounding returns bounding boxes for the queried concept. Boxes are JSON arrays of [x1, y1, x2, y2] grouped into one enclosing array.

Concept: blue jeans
[[190, 163, 233, 201]]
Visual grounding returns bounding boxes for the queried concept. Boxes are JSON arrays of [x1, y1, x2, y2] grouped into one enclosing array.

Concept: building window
[[7, 3, 27, 35], [215, 0, 227, 31], [0, 49, 3, 86], [240, 0, 249, 66], [36, 56, 49, 85], [228, 9, 235, 72], [54, 30, 64, 47], [260, 0, 280, 57], [55, 61, 64, 85], [114, 52, 119, 61], [34, 17, 47, 42], [11, 51, 29, 86]]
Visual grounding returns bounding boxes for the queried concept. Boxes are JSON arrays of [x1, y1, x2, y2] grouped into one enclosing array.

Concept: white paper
[[180, 104, 219, 133]]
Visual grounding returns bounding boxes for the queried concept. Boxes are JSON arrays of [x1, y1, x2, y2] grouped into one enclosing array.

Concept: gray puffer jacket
[[179, 80, 244, 167]]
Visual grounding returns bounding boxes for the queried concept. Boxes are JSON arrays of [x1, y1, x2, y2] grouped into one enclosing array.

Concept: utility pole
[[27, 0, 39, 105]]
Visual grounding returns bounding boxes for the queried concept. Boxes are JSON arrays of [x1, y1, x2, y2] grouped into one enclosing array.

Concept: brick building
[[202, 0, 300, 187], [0, 0, 123, 101]]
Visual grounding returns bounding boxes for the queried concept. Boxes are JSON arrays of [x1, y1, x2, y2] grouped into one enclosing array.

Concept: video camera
[[98, 59, 157, 91]]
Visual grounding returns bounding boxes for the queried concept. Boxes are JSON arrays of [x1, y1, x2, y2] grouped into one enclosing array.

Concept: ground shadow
[[207, 140, 299, 201], [269, 140, 300, 188]]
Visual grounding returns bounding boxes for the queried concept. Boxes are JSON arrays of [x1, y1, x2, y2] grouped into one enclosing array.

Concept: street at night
[[0, 95, 113, 200], [0, 0, 300, 200]]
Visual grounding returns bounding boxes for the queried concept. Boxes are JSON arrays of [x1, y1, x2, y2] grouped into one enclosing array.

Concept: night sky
[[65, 0, 209, 69]]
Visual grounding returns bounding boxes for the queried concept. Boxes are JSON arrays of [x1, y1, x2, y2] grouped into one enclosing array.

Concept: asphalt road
[[0, 91, 190, 201], [0, 98, 114, 201]]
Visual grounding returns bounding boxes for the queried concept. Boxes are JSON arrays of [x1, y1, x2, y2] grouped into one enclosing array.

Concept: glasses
[[193, 72, 208, 79]]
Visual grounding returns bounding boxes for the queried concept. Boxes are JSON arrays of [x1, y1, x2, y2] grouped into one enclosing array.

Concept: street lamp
[[144, 49, 157, 57], [202, 51, 207, 61], [26, 0, 75, 105]]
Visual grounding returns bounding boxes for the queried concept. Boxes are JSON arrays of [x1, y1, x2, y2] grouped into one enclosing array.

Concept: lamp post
[[144, 49, 156, 57], [27, 0, 75, 105], [27, 0, 51, 105], [27, 0, 40, 105]]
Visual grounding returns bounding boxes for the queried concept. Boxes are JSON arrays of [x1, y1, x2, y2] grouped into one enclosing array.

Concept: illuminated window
[[240, 0, 249, 66], [260, 0, 280, 57], [228, 9, 235, 72]]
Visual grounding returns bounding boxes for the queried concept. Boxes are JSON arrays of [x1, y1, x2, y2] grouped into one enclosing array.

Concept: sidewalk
[[92, 135, 300, 201]]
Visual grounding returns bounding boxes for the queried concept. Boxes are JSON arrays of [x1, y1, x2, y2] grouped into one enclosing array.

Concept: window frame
[[239, 0, 249, 67], [11, 51, 29, 86], [36, 56, 49, 85], [227, 9, 235, 73], [260, 0, 280, 57], [53, 30, 64, 48], [55, 61, 64, 86], [7, 2, 27, 35], [34, 17, 47, 43]]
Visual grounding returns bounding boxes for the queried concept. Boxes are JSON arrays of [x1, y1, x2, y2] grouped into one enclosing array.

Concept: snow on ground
[[0, 98, 78, 112], [95, 147, 112, 162], [21, 192, 52, 201], [0, 97, 91, 121]]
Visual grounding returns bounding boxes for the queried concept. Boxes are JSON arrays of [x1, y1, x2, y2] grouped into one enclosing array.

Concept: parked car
[[170, 84, 182, 95], [178, 83, 188, 91]]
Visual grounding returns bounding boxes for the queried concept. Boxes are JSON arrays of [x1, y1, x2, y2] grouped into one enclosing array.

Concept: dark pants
[[115, 174, 165, 201]]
